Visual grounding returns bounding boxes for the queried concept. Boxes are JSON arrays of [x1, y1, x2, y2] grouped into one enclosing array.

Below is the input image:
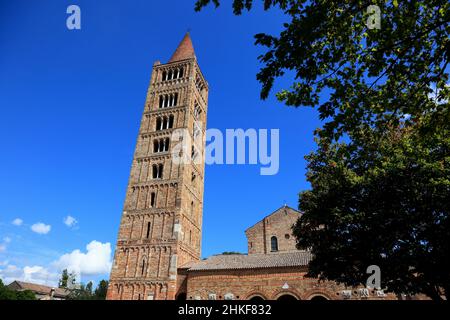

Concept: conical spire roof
[[168, 32, 196, 63]]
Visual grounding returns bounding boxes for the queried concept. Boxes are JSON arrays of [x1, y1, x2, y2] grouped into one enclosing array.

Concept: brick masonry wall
[[107, 36, 209, 299], [183, 267, 402, 300], [246, 206, 301, 254]]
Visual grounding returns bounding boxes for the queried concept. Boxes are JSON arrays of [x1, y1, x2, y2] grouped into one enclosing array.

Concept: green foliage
[[195, 0, 450, 300], [293, 119, 449, 300], [58, 269, 78, 290], [195, 0, 450, 142], [0, 279, 36, 300], [0, 279, 16, 300], [67, 280, 109, 300], [67, 283, 92, 300], [86, 281, 93, 295], [15, 290, 38, 300], [94, 280, 108, 300], [58, 269, 69, 288], [221, 251, 243, 255]]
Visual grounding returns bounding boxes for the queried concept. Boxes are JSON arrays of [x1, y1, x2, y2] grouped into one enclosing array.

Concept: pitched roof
[[8, 280, 70, 297], [245, 205, 302, 232], [168, 32, 196, 63], [185, 251, 312, 271]]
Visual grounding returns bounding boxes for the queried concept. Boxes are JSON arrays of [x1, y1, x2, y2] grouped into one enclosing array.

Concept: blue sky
[[0, 0, 322, 286]]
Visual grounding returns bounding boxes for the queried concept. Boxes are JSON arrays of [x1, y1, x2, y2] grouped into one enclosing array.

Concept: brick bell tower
[[107, 33, 208, 300]]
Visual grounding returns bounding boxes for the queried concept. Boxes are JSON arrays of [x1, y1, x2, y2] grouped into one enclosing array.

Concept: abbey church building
[[106, 34, 398, 301]]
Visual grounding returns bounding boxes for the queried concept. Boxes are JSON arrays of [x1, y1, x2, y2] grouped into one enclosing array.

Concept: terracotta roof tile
[[10, 281, 70, 297], [186, 251, 312, 271], [168, 32, 196, 63]]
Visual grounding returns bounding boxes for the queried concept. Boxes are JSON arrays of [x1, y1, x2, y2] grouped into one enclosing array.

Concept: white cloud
[[53, 241, 112, 276], [0, 264, 21, 284], [63, 215, 78, 228], [31, 223, 51, 235], [0, 237, 11, 253], [0, 241, 112, 287], [0, 264, 59, 287], [12, 218, 23, 226], [23, 266, 59, 285]]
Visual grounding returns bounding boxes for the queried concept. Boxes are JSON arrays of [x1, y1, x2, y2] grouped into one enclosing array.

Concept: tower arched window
[[158, 164, 163, 178], [162, 68, 185, 81], [191, 145, 198, 161], [195, 76, 204, 93], [150, 192, 156, 207], [164, 138, 170, 151], [146, 222, 151, 238], [156, 117, 162, 131], [141, 259, 146, 276], [152, 164, 158, 179], [152, 164, 163, 179], [193, 103, 202, 120], [156, 116, 173, 130], [159, 93, 178, 109], [271, 236, 278, 252], [153, 139, 169, 153]]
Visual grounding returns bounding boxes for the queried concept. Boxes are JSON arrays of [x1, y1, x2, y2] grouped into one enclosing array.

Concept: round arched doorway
[[249, 295, 265, 301], [277, 294, 298, 301], [310, 295, 329, 301]]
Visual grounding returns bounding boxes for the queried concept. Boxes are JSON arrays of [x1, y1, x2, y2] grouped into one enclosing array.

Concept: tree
[[195, 0, 449, 142], [58, 269, 69, 288], [67, 280, 109, 300], [293, 118, 449, 300], [86, 281, 93, 295], [67, 283, 92, 300], [0, 279, 36, 300], [195, 0, 450, 300], [94, 280, 108, 300], [15, 290, 38, 300], [59, 269, 77, 289], [0, 279, 16, 300]]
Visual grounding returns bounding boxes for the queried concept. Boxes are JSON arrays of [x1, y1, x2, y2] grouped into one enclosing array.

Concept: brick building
[[176, 205, 395, 301], [246, 206, 300, 255], [107, 34, 402, 301], [7, 281, 70, 300], [107, 32, 208, 300]]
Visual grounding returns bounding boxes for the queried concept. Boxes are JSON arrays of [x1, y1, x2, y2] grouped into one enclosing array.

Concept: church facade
[[106, 34, 401, 301], [176, 205, 344, 301]]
